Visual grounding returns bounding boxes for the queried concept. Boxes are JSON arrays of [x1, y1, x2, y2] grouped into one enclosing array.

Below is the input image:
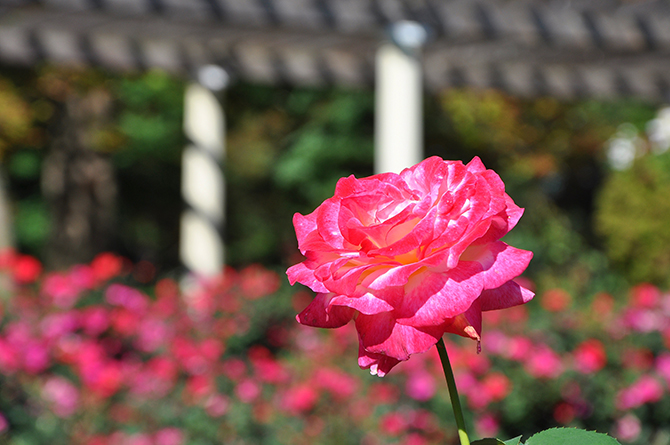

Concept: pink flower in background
[[0, 412, 8, 434], [80, 307, 110, 336], [235, 378, 261, 403], [380, 411, 408, 436], [629, 283, 660, 309], [573, 339, 607, 374], [239, 265, 281, 299], [616, 375, 664, 410], [481, 372, 511, 402], [540, 288, 572, 312], [0, 338, 20, 373], [475, 413, 500, 438], [280, 383, 319, 415], [614, 414, 642, 443], [42, 376, 79, 417], [42, 273, 82, 308], [405, 369, 437, 401], [90, 253, 124, 282], [153, 428, 185, 445], [12, 254, 42, 284], [524, 345, 564, 379], [287, 157, 533, 376], [313, 367, 359, 400], [204, 393, 230, 417], [22, 340, 50, 374]]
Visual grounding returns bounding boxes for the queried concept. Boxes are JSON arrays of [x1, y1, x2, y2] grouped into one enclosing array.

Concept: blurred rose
[[204, 393, 230, 417], [405, 369, 436, 401], [380, 411, 408, 436], [281, 383, 319, 415], [13, 255, 42, 284], [235, 378, 261, 403], [475, 413, 499, 438], [153, 428, 184, 445], [42, 273, 81, 308], [553, 402, 576, 424], [524, 345, 563, 379], [91, 253, 124, 282], [616, 375, 663, 410], [239, 265, 281, 299], [288, 157, 533, 376], [614, 414, 642, 443], [42, 376, 79, 417], [0, 412, 8, 434], [481, 372, 511, 401], [313, 367, 359, 400], [630, 283, 660, 309], [573, 339, 607, 374], [540, 288, 572, 312]]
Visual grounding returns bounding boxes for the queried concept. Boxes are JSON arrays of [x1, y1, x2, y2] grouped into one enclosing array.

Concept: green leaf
[[471, 439, 506, 445], [526, 428, 621, 445], [504, 436, 524, 445]]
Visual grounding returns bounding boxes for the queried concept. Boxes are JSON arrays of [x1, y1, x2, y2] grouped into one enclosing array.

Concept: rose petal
[[330, 292, 394, 315], [296, 293, 355, 328], [356, 311, 445, 361], [357, 343, 401, 377], [479, 280, 535, 311], [287, 263, 328, 293]]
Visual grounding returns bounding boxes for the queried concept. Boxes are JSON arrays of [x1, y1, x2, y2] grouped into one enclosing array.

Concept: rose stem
[[437, 337, 471, 445]]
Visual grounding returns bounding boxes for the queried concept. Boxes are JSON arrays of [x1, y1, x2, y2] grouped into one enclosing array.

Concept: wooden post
[[374, 21, 428, 174], [180, 65, 229, 278]]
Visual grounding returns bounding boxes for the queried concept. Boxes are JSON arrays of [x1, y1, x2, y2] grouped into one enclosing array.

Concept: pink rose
[[287, 157, 533, 376]]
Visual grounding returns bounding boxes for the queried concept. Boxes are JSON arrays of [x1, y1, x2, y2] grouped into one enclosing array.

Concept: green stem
[[437, 337, 471, 445]]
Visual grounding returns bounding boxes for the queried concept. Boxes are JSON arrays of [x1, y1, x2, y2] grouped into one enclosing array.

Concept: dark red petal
[[296, 293, 355, 328]]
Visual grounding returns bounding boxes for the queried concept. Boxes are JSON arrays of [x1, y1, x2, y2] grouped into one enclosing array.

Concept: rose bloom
[[287, 157, 533, 376]]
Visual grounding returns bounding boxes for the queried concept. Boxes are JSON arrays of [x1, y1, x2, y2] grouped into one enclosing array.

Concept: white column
[[374, 21, 428, 174], [180, 65, 229, 278]]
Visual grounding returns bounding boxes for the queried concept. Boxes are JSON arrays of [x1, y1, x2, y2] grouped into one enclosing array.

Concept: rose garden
[[0, 69, 670, 444]]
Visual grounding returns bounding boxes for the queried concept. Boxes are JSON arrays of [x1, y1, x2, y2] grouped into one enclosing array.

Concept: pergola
[[2, 0, 670, 99], [2, 0, 669, 275]]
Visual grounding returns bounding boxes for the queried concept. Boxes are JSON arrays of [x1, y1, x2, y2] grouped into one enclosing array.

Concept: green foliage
[[224, 85, 374, 265], [525, 428, 621, 445], [13, 199, 50, 253], [595, 150, 670, 287], [110, 70, 185, 265], [7, 150, 41, 180], [114, 70, 184, 165]]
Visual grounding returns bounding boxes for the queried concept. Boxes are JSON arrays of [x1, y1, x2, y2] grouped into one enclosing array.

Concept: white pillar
[[374, 21, 428, 174], [180, 65, 229, 278]]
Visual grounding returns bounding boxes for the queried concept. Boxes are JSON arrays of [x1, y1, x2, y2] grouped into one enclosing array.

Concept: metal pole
[[180, 65, 229, 278], [374, 21, 428, 174]]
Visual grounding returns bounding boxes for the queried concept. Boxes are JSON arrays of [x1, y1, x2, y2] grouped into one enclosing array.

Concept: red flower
[[287, 157, 533, 376], [573, 339, 607, 374], [13, 255, 42, 284]]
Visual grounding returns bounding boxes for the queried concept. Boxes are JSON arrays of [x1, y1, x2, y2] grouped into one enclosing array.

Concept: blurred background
[[0, 1, 669, 444]]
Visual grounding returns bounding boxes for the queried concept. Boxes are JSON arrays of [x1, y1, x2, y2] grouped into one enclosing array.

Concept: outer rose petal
[[286, 262, 328, 293], [356, 312, 445, 361], [460, 241, 534, 291], [330, 293, 394, 315], [296, 293, 355, 328], [357, 343, 401, 377], [479, 280, 535, 311], [444, 299, 482, 341]]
